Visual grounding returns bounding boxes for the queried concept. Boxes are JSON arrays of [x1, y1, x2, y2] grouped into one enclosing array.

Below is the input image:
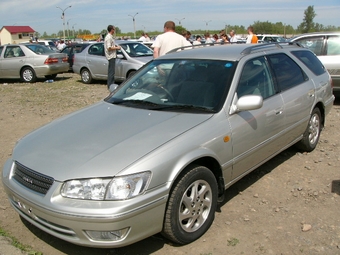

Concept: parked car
[[257, 34, 287, 43], [60, 43, 90, 71], [2, 43, 334, 248], [289, 32, 340, 96], [73, 41, 153, 84], [0, 43, 69, 82]]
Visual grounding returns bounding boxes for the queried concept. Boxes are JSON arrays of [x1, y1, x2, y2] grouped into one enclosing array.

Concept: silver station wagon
[[2, 42, 334, 248]]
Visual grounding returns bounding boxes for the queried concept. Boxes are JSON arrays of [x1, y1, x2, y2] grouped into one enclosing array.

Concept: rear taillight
[[44, 58, 59, 64], [44, 56, 68, 64]]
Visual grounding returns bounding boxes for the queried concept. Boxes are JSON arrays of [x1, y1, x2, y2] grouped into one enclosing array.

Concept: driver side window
[[237, 57, 276, 99]]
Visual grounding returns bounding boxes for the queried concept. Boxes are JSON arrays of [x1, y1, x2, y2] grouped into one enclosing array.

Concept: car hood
[[13, 102, 211, 181]]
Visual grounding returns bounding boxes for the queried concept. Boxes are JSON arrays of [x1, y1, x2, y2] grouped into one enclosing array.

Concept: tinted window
[[268, 54, 306, 91], [89, 44, 103, 56], [291, 50, 326, 76], [295, 36, 324, 55], [237, 57, 277, 99], [0, 47, 3, 57], [62, 47, 71, 54], [326, 36, 340, 56], [26, 44, 54, 54]]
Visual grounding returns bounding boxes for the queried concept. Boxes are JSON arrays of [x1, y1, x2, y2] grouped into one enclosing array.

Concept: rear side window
[[326, 36, 340, 56], [89, 44, 103, 56], [267, 54, 307, 91], [291, 50, 326, 76]]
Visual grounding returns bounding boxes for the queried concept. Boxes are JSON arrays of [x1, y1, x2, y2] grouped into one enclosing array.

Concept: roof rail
[[240, 42, 303, 55], [166, 41, 242, 54], [166, 43, 214, 54]]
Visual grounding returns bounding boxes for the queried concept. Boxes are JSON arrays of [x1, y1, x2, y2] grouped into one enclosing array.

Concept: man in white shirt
[[229, 30, 238, 43], [104, 25, 121, 89], [152, 21, 191, 58], [138, 33, 147, 42]]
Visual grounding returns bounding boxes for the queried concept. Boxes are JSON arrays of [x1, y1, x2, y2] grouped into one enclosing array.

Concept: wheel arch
[[314, 101, 325, 128], [126, 69, 137, 79], [170, 155, 225, 199]]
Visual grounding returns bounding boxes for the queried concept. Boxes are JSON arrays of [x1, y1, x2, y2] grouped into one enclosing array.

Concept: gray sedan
[[0, 44, 69, 82], [73, 41, 153, 84], [2, 42, 334, 248]]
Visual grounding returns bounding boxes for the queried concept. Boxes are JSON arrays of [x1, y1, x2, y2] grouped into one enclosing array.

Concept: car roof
[[159, 42, 306, 62], [291, 31, 340, 40]]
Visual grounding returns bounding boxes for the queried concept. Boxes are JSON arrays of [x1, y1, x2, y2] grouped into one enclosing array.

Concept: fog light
[[85, 228, 130, 241]]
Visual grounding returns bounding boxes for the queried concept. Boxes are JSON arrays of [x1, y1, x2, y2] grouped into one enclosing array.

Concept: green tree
[[297, 5, 316, 33]]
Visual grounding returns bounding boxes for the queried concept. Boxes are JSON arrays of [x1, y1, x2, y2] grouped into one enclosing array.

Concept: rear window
[[291, 50, 326, 76]]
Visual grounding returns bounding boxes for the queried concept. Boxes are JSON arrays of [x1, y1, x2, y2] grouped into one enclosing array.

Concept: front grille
[[13, 161, 54, 195]]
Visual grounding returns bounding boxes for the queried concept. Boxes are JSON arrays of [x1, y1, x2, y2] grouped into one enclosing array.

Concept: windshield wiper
[[152, 104, 216, 113], [111, 99, 160, 107]]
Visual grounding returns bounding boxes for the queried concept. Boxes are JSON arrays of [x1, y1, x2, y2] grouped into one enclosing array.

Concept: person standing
[[229, 30, 238, 43], [152, 21, 191, 59], [192, 35, 202, 45], [138, 32, 147, 42], [104, 25, 121, 89], [246, 26, 258, 44]]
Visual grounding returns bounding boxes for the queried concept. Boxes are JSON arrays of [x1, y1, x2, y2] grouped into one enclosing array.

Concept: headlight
[[61, 171, 151, 201]]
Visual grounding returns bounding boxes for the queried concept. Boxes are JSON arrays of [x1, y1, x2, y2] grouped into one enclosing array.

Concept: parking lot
[[0, 73, 339, 255]]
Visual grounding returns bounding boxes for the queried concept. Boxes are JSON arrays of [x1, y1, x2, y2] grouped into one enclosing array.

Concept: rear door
[[318, 35, 340, 88], [86, 43, 107, 79], [267, 53, 316, 142]]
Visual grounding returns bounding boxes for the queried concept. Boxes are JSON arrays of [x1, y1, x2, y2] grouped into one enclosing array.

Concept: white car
[[257, 35, 287, 43]]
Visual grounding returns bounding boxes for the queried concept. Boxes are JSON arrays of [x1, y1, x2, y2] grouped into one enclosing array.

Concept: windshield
[[105, 59, 236, 113], [25, 44, 54, 54], [119, 42, 153, 57]]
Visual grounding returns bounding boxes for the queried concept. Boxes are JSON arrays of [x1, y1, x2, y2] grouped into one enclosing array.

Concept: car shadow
[[217, 146, 298, 210]]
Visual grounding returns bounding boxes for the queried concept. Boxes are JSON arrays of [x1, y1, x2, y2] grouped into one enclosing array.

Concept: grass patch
[[227, 237, 240, 246], [0, 227, 43, 255]]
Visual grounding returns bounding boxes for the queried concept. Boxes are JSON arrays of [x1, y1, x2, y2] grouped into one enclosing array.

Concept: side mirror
[[229, 94, 263, 114]]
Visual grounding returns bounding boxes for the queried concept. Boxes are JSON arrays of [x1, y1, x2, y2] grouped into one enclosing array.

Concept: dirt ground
[[0, 73, 339, 255]]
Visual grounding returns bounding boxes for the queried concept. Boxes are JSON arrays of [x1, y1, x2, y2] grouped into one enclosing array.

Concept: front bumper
[[2, 159, 168, 248]]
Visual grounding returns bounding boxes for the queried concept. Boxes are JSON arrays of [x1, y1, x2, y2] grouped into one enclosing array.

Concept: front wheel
[[81, 68, 93, 84], [162, 165, 218, 244], [296, 107, 322, 152]]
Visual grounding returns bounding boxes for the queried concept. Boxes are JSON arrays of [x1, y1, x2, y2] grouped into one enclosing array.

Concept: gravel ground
[[0, 73, 339, 255]]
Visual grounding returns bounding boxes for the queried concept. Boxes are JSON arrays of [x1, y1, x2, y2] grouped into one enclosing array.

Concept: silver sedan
[[0, 44, 69, 82], [72, 41, 153, 84]]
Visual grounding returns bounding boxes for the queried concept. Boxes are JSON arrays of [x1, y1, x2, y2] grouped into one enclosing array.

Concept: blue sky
[[1, 0, 339, 35]]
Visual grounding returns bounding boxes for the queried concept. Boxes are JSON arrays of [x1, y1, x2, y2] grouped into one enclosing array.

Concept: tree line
[[39, 6, 339, 39]]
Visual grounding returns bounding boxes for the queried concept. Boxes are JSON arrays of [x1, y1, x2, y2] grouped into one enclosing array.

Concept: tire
[[81, 68, 93, 84], [162, 165, 218, 244], [296, 107, 321, 152], [127, 70, 136, 79], [20, 67, 37, 83]]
